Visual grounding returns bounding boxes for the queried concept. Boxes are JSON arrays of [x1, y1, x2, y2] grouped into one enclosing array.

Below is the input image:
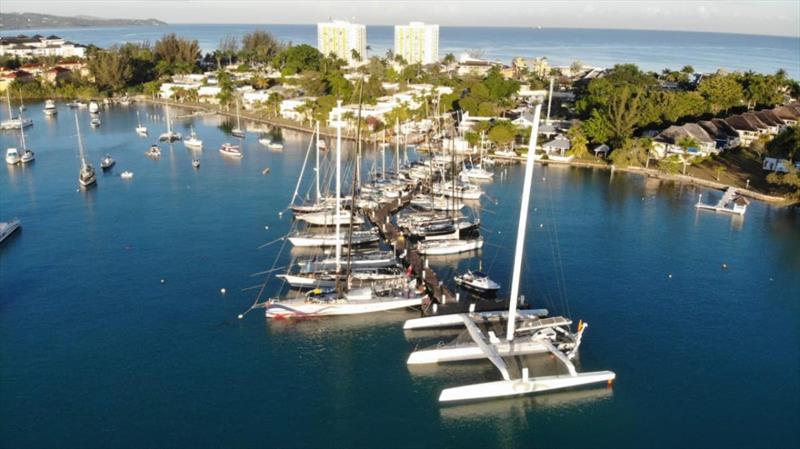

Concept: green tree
[[767, 125, 800, 162], [697, 74, 743, 114], [217, 35, 239, 66], [567, 124, 589, 158], [154, 33, 200, 75], [87, 45, 133, 92], [240, 30, 284, 64], [488, 121, 516, 148], [766, 167, 800, 200], [272, 44, 323, 75], [584, 85, 644, 148]]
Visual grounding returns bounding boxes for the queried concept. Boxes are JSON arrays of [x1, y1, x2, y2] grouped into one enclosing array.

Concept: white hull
[[1, 118, 33, 130], [184, 139, 203, 149], [403, 309, 549, 330], [0, 218, 21, 243], [297, 212, 364, 226], [136, 127, 148, 135], [288, 233, 379, 247], [265, 297, 421, 318], [418, 238, 483, 255], [439, 371, 616, 403], [407, 338, 556, 365]]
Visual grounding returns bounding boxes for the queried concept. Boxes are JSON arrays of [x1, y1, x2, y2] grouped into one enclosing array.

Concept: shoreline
[[140, 96, 794, 206]]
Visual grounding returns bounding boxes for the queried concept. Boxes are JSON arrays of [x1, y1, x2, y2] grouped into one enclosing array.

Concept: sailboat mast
[[315, 121, 321, 203], [345, 81, 365, 280], [334, 100, 343, 273], [395, 118, 400, 175], [165, 106, 171, 134], [6, 90, 12, 119], [74, 110, 86, 169], [506, 103, 542, 342], [382, 129, 386, 178], [236, 98, 242, 130]]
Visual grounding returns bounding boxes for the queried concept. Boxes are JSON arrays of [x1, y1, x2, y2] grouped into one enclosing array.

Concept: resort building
[[456, 54, 500, 77], [0, 34, 86, 59], [394, 22, 439, 65], [512, 57, 550, 78], [652, 123, 718, 158], [317, 20, 367, 65]]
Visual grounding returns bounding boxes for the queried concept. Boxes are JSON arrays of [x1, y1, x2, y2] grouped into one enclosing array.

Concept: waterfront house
[[280, 97, 316, 121], [771, 104, 800, 126], [0, 70, 34, 92], [159, 82, 202, 99], [652, 123, 717, 157], [698, 119, 741, 149], [724, 115, 764, 146], [541, 135, 571, 157], [749, 111, 783, 135], [42, 66, 72, 84]]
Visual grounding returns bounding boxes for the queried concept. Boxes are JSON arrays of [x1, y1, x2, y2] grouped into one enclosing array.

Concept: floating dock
[[695, 187, 749, 216]]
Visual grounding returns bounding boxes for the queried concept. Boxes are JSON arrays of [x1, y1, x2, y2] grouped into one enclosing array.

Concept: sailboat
[[265, 97, 424, 317], [184, 126, 203, 149], [74, 111, 96, 187], [135, 111, 148, 135], [158, 106, 181, 142], [231, 98, 245, 138], [403, 104, 614, 403], [1, 90, 33, 130], [19, 111, 34, 163]]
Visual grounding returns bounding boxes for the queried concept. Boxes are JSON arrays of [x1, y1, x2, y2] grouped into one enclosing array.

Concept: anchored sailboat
[[74, 111, 96, 187]]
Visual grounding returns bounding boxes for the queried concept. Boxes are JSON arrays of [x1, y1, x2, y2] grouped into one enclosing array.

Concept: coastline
[[139, 96, 795, 207]]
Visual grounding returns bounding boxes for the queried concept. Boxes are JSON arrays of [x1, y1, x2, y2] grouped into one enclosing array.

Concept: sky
[[2, 0, 799, 37]]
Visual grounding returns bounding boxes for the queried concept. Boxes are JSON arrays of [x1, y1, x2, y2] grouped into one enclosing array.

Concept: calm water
[[5, 24, 800, 78], [1, 103, 799, 449]]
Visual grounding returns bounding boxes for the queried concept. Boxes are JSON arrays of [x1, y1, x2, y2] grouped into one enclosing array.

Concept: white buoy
[[220, 288, 227, 294], [238, 314, 243, 319], [668, 274, 673, 279], [265, 225, 269, 230], [539, 223, 544, 228], [722, 263, 728, 269], [160, 279, 165, 284]]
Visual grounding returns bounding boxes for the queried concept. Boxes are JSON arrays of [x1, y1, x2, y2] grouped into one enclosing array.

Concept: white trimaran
[[403, 104, 615, 403]]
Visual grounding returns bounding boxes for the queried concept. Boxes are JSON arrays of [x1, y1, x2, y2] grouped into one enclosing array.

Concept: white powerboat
[[268, 142, 284, 150], [43, 99, 57, 116], [258, 136, 271, 146], [219, 143, 243, 158], [455, 269, 500, 293], [90, 117, 101, 128], [146, 145, 161, 158], [88, 100, 100, 114], [121, 171, 134, 179], [5, 147, 20, 165], [100, 154, 115, 169], [192, 159, 200, 169]]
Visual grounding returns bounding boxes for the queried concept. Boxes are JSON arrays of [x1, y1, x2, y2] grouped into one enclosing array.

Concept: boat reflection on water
[[439, 385, 613, 421], [265, 308, 420, 335]]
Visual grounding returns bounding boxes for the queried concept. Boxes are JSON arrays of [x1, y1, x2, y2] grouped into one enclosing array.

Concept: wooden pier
[[364, 192, 509, 316]]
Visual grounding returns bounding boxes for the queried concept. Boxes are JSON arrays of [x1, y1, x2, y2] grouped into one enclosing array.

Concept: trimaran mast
[[506, 103, 542, 341]]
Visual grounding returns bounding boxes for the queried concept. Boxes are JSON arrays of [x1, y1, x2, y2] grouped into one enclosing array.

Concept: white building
[[317, 20, 367, 65], [394, 22, 439, 65], [0, 34, 86, 59]]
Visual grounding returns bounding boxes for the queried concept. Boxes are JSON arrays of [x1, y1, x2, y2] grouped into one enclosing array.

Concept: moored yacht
[[135, 111, 148, 135], [100, 154, 115, 169], [184, 126, 203, 149], [192, 159, 200, 169], [90, 117, 101, 128], [0, 218, 21, 244], [219, 143, 243, 158], [20, 149, 34, 164], [43, 99, 57, 116], [5, 147, 20, 165], [454, 269, 500, 294], [146, 145, 161, 158], [88, 100, 100, 114]]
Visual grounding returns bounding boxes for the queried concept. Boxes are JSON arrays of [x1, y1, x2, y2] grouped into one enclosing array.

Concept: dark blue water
[[5, 24, 800, 78], [1, 103, 799, 448]]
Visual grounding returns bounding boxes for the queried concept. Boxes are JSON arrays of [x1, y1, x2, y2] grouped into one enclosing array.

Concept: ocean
[[0, 102, 798, 448], [4, 24, 800, 78]]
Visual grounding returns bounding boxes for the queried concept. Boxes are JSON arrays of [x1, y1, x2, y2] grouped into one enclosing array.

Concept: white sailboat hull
[[407, 338, 554, 365], [439, 371, 616, 403], [265, 297, 422, 318], [297, 212, 364, 226], [403, 309, 549, 330], [418, 238, 483, 255]]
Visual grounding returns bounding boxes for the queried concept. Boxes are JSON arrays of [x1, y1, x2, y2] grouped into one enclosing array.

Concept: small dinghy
[[100, 154, 115, 169], [192, 159, 200, 169], [146, 145, 161, 158], [121, 171, 134, 179]]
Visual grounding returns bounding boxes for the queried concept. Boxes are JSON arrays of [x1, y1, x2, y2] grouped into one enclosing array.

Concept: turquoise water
[[5, 24, 800, 78], [1, 103, 799, 448]]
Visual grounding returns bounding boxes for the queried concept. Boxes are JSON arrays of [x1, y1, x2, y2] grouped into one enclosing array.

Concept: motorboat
[[268, 142, 284, 150], [258, 136, 271, 146], [219, 143, 243, 158], [0, 218, 21, 244], [88, 100, 100, 114], [192, 159, 200, 169], [43, 100, 57, 116], [20, 149, 34, 164], [121, 171, 134, 179], [100, 154, 115, 169], [90, 117, 101, 128], [146, 145, 161, 158], [454, 269, 500, 294], [5, 147, 20, 165], [184, 126, 203, 149]]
